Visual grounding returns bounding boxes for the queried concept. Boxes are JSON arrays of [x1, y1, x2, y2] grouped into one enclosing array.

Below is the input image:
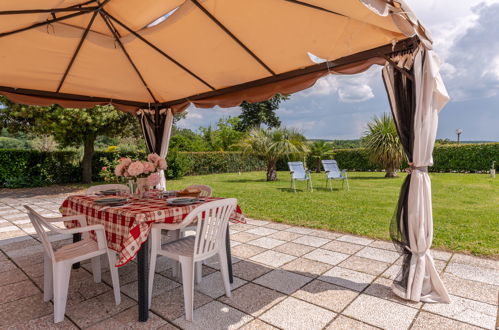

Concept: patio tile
[[267, 231, 303, 241], [446, 262, 499, 286], [382, 263, 400, 280], [0, 225, 20, 233], [231, 232, 260, 243], [411, 311, 483, 330], [245, 219, 269, 226], [232, 260, 272, 281], [231, 240, 241, 248], [239, 319, 278, 330], [151, 286, 213, 321], [442, 273, 499, 305], [422, 294, 497, 329], [0, 294, 53, 328], [204, 254, 241, 270], [247, 237, 285, 249], [285, 226, 314, 235], [307, 229, 342, 240], [339, 256, 389, 276], [272, 242, 315, 257], [254, 269, 312, 295], [194, 272, 246, 298], [356, 247, 399, 263], [292, 235, 330, 247], [344, 294, 418, 330], [230, 223, 256, 232], [4, 243, 44, 258], [263, 222, 291, 230], [0, 230, 28, 240], [337, 234, 373, 246], [250, 250, 296, 268], [321, 240, 363, 254], [65, 291, 136, 328], [364, 277, 422, 308], [173, 300, 252, 330], [303, 249, 349, 265], [325, 315, 378, 329], [3, 314, 77, 329], [260, 296, 335, 330], [320, 267, 375, 292], [9, 251, 45, 267], [281, 258, 332, 278], [121, 274, 179, 301], [450, 253, 499, 270], [292, 279, 359, 312], [0, 259, 18, 273], [430, 249, 453, 261], [369, 240, 397, 252], [0, 280, 41, 304], [86, 306, 167, 330], [21, 262, 45, 278], [231, 244, 267, 259], [219, 283, 285, 316], [0, 268, 28, 286], [245, 227, 278, 236]]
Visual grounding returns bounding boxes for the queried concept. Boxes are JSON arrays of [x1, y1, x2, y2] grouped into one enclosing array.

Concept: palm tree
[[363, 113, 403, 178], [239, 128, 309, 181], [309, 140, 334, 173]]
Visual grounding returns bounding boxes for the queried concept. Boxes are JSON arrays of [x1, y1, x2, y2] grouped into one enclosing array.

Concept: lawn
[[165, 171, 499, 257]]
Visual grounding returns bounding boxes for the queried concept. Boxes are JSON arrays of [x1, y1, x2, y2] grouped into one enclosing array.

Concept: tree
[[0, 97, 141, 183], [200, 117, 244, 151], [239, 127, 308, 181], [236, 94, 288, 131], [362, 113, 404, 178], [309, 140, 334, 173]]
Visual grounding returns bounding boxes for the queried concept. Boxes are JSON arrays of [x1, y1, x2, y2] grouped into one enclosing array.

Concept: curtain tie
[[405, 163, 428, 174], [405, 245, 427, 257]]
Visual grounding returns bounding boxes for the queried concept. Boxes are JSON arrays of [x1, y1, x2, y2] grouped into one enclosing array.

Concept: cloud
[[338, 84, 374, 103]]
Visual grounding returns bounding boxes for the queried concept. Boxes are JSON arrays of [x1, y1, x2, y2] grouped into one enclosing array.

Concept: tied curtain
[[383, 47, 450, 303], [138, 108, 174, 190]]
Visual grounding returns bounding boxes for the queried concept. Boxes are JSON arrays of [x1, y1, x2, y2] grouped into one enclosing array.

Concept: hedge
[[0, 143, 497, 188]]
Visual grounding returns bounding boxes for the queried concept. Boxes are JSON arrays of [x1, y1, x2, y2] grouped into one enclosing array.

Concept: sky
[[177, 0, 499, 141]]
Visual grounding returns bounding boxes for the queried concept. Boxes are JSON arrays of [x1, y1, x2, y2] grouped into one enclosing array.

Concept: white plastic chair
[[148, 199, 237, 321], [288, 161, 313, 192], [185, 184, 212, 197], [322, 160, 349, 191], [85, 184, 129, 195], [24, 206, 121, 323]]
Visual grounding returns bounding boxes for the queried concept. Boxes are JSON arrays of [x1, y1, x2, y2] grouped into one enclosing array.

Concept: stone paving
[[0, 189, 498, 329]]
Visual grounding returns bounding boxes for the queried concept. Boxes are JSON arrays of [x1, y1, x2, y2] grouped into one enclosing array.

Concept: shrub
[[431, 143, 499, 172]]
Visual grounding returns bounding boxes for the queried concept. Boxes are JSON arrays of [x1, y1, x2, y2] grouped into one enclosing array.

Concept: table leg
[[137, 238, 150, 322], [225, 226, 233, 284], [72, 233, 82, 269]]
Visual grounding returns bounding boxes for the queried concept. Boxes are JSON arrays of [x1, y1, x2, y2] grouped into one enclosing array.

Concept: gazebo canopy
[[0, 0, 430, 112]]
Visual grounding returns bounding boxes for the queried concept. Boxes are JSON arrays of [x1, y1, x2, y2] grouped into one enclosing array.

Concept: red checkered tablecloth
[[60, 195, 245, 267]]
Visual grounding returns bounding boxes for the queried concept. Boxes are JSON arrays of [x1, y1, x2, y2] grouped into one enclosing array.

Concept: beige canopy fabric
[[0, 0, 429, 113]]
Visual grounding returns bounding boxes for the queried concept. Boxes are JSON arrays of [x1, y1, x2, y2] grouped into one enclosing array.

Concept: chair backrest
[[186, 184, 212, 197], [185, 199, 237, 260], [86, 184, 129, 195], [288, 162, 307, 179], [24, 205, 58, 261], [322, 160, 342, 178]]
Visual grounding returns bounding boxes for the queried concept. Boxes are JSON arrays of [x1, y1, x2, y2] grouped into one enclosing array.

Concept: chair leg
[[346, 178, 350, 191], [179, 257, 195, 321], [309, 178, 313, 192], [43, 253, 53, 302], [218, 247, 232, 298], [170, 230, 181, 279], [293, 180, 296, 193], [53, 262, 71, 323], [195, 261, 202, 284], [91, 255, 101, 283], [107, 252, 121, 305], [148, 229, 160, 308]]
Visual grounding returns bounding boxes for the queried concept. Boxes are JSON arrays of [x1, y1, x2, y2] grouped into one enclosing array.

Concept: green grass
[[164, 171, 499, 257]]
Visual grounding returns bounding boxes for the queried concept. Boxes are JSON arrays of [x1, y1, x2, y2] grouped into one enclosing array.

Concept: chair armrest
[[58, 214, 88, 227], [59, 224, 107, 249], [341, 170, 348, 178]]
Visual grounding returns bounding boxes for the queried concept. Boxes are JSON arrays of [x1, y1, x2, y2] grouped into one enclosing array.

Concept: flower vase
[[136, 177, 148, 197], [128, 179, 138, 196]]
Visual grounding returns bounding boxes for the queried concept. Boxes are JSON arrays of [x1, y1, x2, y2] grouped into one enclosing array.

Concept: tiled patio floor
[[0, 189, 497, 329]]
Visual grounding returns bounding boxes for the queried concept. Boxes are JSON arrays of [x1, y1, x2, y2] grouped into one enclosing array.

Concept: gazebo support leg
[[137, 238, 150, 322]]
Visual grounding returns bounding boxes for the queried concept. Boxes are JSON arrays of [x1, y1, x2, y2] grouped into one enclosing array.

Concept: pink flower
[[102, 166, 107, 171], [120, 157, 132, 167], [114, 164, 124, 176], [123, 170, 130, 177], [156, 158, 167, 170], [147, 153, 161, 163], [142, 161, 156, 174], [127, 161, 144, 177], [147, 173, 160, 186]]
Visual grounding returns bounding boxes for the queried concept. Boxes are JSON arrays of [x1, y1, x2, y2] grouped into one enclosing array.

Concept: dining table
[[60, 193, 245, 322]]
